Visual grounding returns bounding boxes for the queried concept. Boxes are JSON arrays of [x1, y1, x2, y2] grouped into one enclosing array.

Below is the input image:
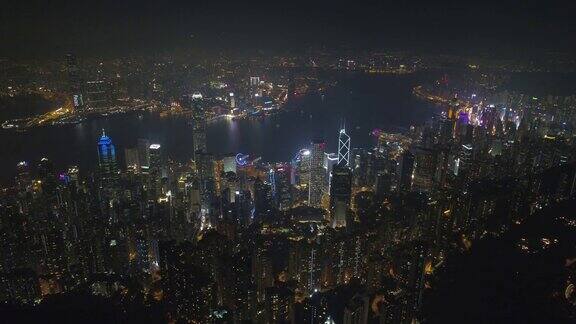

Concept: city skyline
[[1, 2, 576, 323]]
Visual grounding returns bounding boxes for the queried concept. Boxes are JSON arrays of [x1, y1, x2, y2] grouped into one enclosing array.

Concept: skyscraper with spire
[[331, 123, 352, 226]]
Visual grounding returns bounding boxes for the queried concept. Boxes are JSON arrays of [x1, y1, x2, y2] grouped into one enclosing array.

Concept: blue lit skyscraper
[[97, 129, 118, 188]]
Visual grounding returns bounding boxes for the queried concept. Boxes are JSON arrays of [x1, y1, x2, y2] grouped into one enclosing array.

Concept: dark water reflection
[[0, 73, 438, 184]]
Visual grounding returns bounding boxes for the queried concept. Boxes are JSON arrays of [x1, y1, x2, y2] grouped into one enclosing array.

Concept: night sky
[[2, 0, 575, 58]]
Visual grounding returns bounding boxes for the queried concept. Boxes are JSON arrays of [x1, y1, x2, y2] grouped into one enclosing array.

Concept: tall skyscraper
[[249, 76, 261, 105], [308, 139, 326, 207], [296, 149, 311, 186], [124, 148, 140, 173], [149, 144, 163, 196], [338, 126, 351, 166], [375, 171, 391, 199], [97, 129, 118, 189], [264, 286, 294, 323], [229, 92, 236, 109], [196, 152, 216, 226], [65, 54, 84, 111], [274, 165, 292, 210], [223, 155, 237, 174], [268, 168, 276, 199], [137, 139, 151, 171], [411, 147, 436, 192], [330, 165, 352, 227], [439, 118, 455, 145], [85, 77, 109, 109], [397, 150, 415, 191], [324, 152, 338, 191], [191, 97, 207, 160], [193, 118, 207, 157], [15, 161, 31, 193], [351, 148, 369, 187], [254, 178, 274, 222], [149, 144, 162, 172]]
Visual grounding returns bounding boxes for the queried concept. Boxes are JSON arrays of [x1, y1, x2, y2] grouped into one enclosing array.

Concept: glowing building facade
[[338, 127, 351, 166], [97, 129, 118, 189], [308, 139, 326, 207]]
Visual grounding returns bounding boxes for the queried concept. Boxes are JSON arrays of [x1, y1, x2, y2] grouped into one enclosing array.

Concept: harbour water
[[0, 73, 438, 184]]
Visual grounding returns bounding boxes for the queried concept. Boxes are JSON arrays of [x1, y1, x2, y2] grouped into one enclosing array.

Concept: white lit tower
[[148, 143, 163, 198], [229, 92, 236, 109], [338, 124, 351, 167]]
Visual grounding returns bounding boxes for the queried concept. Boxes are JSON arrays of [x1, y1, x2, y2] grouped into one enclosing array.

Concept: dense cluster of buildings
[[1, 56, 576, 323]]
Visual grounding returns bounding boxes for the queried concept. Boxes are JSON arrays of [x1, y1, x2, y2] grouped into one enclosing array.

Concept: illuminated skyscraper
[[124, 147, 139, 173], [15, 161, 31, 193], [137, 138, 151, 170], [254, 178, 274, 222], [67, 165, 79, 187], [85, 76, 109, 109], [308, 139, 326, 207], [223, 155, 237, 174], [249, 76, 261, 105], [149, 144, 163, 196], [97, 129, 118, 188], [268, 168, 276, 199], [196, 151, 216, 226], [338, 126, 351, 166], [324, 152, 338, 191], [330, 165, 352, 227], [229, 92, 236, 109], [192, 97, 207, 159], [265, 286, 294, 323], [274, 165, 292, 210], [65, 53, 84, 110], [193, 118, 207, 157], [297, 149, 311, 186], [149, 144, 162, 172], [187, 177, 202, 231], [249, 76, 260, 87], [351, 148, 369, 187], [411, 147, 436, 192]]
